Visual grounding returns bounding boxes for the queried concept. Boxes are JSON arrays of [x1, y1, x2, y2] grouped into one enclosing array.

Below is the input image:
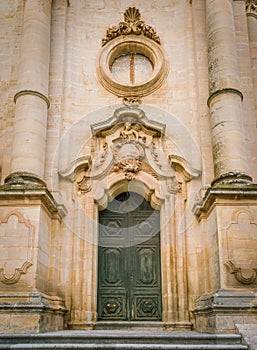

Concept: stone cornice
[[194, 183, 257, 220], [14, 90, 50, 108], [1, 173, 66, 220], [207, 88, 243, 107]]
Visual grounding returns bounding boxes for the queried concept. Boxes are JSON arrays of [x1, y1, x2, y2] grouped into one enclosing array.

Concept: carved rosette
[[102, 7, 161, 46], [246, 0, 257, 16]]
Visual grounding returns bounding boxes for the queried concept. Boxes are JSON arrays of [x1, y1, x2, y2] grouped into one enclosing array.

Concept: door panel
[[97, 192, 161, 321]]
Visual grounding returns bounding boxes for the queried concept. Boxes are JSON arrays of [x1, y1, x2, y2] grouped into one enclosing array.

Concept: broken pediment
[[59, 107, 201, 199]]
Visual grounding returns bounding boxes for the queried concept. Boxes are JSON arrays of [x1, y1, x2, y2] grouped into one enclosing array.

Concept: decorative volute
[[102, 7, 161, 46], [59, 107, 201, 205]]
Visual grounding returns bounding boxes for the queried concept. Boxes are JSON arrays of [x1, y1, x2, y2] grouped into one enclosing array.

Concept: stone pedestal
[[0, 178, 66, 333], [193, 184, 257, 333], [194, 289, 257, 334]]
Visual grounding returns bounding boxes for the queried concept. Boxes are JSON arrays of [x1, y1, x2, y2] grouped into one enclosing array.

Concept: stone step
[[0, 344, 249, 350], [0, 331, 248, 350]]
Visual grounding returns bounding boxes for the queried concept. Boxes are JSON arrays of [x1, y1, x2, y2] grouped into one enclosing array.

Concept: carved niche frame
[[60, 106, 201, 329]]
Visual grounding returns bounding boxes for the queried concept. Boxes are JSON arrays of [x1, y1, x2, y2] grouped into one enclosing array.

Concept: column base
[[4, 172, 47, 189], [193, 289, 257, 333], [0, 291, 67, 334], [211, 172, 252, 186]]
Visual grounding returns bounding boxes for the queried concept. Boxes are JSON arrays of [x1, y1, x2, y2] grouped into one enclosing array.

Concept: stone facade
[[0, 0, 257, 334]]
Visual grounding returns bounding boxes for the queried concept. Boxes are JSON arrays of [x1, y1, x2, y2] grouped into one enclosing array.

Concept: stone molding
[[207, 88, 243, 108], [0, 210, 34, 285], [0, 174, 66, 221], [14, 90, 50, 108], [224, 210, 257, 285], [59, 107, 201, 204], [102, 7, 161, 47], [0, 291, 67, 333], [194, 183, 257, 220], [0, 261, 32, 285], [193, 289, 257, 332], [225, 260, 257, 284], [211, 171, 252, 186], [97, 35, 169, 99]]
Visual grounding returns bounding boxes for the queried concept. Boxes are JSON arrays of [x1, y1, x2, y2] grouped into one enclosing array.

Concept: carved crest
[[102, 7, 161, 46], [59, 108, 200, 199]]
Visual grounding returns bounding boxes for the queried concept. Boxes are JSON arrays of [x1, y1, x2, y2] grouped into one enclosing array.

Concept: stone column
[[7, 0, 51, 184], [246, 0, 257, 41], [246, 0, 257, 118], [206, 0, 252, 184]]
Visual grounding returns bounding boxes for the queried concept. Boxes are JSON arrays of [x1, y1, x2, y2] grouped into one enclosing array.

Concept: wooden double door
[[97, 192, 162, 321]]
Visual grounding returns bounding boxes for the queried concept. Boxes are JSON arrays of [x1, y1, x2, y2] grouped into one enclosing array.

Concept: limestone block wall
[[0, 0, 257, 333]]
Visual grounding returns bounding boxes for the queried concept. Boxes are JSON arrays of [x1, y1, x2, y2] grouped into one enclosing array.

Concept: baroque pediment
[[59, 107, 201, 198]]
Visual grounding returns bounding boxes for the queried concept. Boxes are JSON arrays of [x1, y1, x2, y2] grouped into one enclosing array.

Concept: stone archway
[[59, 106, 201, 330]]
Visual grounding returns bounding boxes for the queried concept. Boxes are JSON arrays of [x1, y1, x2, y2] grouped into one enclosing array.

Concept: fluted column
[[206, 0, 252, 184], [8, 0, 51, 184]]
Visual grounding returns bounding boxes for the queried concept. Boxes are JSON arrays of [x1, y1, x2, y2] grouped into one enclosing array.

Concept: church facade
[[0, 0, 257, 334]]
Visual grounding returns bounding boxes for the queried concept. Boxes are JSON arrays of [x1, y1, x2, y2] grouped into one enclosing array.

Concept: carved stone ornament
[[97, 10, 169, 99], [246, 0, 257, 15], [76, 175, 92, 195], [0, 261, 32, 285], [102, 7, 161, 46], [224, 211, 257, 285], [0, 212, 34, 284], [225, 260, 257, 285], [59, 108, 200, 199]]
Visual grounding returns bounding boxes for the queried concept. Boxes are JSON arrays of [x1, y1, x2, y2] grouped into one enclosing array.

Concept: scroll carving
[[61, 108, 199, 199], [225, 260, 257, 285], [76, 176, 92, 195], [102, 7, 161, 46], [0, 261, 32, 285]]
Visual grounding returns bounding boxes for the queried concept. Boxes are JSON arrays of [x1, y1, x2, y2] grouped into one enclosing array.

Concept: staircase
[[0, 330, 249, 350]]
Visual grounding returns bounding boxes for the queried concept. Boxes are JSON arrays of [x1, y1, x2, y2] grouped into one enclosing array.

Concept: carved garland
[[102, 7, 161, 46]]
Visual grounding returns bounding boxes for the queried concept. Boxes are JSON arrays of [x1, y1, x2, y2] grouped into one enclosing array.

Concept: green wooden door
[[97, 192, 162, 321]]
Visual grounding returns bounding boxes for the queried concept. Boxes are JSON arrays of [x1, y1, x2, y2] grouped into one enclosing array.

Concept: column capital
[[246, 0, 257, 17]]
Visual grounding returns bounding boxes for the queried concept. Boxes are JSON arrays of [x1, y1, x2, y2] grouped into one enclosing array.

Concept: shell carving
[[102, 7, 161, 46], [124, 7, 141, 22]]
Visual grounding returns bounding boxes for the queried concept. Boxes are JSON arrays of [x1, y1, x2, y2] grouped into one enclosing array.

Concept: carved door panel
[[97, 192, 161, 321]]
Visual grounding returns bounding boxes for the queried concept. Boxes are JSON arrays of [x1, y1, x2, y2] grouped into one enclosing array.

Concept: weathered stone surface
[[0, 0, 257, 335]]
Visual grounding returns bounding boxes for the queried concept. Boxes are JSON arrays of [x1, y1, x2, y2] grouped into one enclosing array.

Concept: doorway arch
[[97, 191, 162, 321]]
